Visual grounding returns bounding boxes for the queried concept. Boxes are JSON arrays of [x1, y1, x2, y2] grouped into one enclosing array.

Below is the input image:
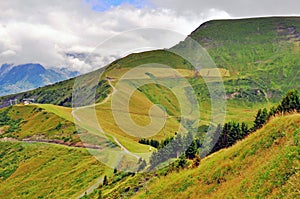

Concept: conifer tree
[[103, 175, 108, 186], [185, 140, 197, 159]]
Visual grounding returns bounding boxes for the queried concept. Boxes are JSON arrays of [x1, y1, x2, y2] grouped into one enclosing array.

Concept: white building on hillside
[[22, 98, 35, 105]]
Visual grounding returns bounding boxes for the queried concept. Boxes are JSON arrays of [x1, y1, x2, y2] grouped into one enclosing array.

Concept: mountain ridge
[[2, 17, 300, 107]]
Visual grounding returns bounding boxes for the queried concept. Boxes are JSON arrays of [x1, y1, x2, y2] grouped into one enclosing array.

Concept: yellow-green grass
[[197, 100, 277, 127], [4, 88, 273, 155], [224, 101, 277, 125], [34, 86, 271, 153], [37, 85, 193, 143], [77, 107, 178, 153], [0, 142, 109, 199], [114, 74, 267, 127], [132, 114, 300, 199], [35, 95, 174, 154], [105, 68, 195, 80], [84, 114, 299, 199], [106, 67, 228, 82], [26, 103, 156, 154], [95, 81, 182, 151], [6, 74, 275, 155], [36, 104, 74, 122], [1, 105, 77, 142], [104, 50, 194, 73], [136, 83, 181, 117], [36, 82, 181, 140], [36, 103, 157, 153], [136, 81, 273, 127]]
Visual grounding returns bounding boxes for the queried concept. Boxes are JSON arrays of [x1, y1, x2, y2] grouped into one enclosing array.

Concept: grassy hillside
[[0, 142, 108, 198], [0, 17, 300, 199], [0, 104, 152, 154], [189, 17, 300, 101], [37, 103, 179, 153], [89, 114, 300, 199], [0, 105, 80, 144], [0, 69, 111, 108]]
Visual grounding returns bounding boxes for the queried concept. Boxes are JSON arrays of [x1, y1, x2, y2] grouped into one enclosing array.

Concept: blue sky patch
[[86, 0, 150, 12]]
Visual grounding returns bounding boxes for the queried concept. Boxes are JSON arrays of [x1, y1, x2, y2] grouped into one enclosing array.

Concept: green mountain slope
[[0, 69, 111, 108], [188, 17, 300, 101], [0, 17, 300, 199], [0, 142, 107, 198], [90, 114, 300, 199], [0, 105, 80, 145]]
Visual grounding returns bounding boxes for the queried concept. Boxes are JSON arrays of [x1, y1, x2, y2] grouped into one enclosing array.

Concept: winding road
[[72, 78, 140, 198], [71, 77, 140, 160]]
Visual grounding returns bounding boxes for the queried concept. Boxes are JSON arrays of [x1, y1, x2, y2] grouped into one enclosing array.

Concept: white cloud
[[0, 50, 17, 57], [0, 0, 232, 73], [150, 0, 300, 17], [204, 9, 231, 20]]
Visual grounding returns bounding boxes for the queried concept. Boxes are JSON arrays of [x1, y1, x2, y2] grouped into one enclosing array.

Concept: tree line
[[147, 90, 300, 168], [149, 132, 202, 168], [253, 90, 300, 131], [139, 136, 174, 149], [211, 90, 300, 154]]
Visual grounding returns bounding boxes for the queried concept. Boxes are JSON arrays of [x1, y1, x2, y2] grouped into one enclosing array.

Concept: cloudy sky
[[0, 0, 299, 73]]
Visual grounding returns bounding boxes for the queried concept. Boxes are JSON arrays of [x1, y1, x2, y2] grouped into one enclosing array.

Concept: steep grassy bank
[[89, 114, 300, 199], [0, 105, 79, 144], [0, 142, 108, 198]]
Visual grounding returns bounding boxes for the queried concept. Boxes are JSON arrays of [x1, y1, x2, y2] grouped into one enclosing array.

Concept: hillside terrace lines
[[105, 68, 230, 80], [0, 137, 102, 150]]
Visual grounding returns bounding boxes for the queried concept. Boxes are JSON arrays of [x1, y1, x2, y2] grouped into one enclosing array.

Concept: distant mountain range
[[0, 63, 79, 96]]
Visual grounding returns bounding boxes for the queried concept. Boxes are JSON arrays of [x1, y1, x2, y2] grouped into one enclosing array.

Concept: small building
[[22, 98, 35, 105], [9, 99, 18, 106]]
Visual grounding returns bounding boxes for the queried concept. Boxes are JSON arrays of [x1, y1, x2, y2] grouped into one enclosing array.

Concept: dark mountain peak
[[9, 63, 46, 77], [17, 63, 46, 71], [0, 63, 79, 96]]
